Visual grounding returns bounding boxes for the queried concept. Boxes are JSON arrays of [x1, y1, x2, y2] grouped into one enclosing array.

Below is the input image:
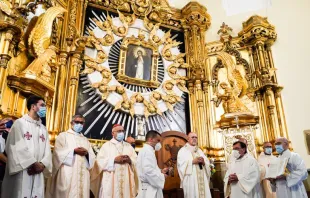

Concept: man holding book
[[269, 137, 308, 198], [258, 142, 277, 198]]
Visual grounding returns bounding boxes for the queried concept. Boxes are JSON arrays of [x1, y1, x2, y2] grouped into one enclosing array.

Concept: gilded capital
[[238, 15, 277, 46], [181, 2, 211, 30]]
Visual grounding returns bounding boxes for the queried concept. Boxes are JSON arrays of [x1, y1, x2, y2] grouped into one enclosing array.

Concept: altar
[[0, 0, 294, 196]]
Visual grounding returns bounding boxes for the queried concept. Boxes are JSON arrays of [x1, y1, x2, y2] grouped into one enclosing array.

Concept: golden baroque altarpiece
[[0, 0, 289, 162]]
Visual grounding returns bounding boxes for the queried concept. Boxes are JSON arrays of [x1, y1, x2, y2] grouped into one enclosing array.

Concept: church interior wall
[[170, 0, 310, 169]]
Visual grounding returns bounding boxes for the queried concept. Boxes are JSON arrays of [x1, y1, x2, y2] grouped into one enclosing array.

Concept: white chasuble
[[224, 153, 260, 198], [94, 138, 138, 198], [135, 57, 144, 79], [177, 143, 211, 198], [46, 129, 96, 198], [257, 152, 277, 198], [1, 114, 52, 198], [272, 149, 308, 198], [136, 144, 165, 198]]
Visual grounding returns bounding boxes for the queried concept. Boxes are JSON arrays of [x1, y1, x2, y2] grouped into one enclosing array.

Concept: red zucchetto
[[112, 124, 122, 128]]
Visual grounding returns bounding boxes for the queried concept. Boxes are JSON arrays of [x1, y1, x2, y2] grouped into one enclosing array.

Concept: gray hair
[[276, 137, 289, 144], [71, 114, 85, 123]]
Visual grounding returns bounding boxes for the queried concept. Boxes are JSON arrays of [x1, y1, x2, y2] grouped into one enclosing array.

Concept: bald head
[[188, 132, 198, 146], [275, 137, 289, 151], [263, 141, 272, 148]]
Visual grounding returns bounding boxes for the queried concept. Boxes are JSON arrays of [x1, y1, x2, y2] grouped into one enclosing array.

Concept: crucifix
[[40, 134, 45, 142], [24, 132, 32, 140]]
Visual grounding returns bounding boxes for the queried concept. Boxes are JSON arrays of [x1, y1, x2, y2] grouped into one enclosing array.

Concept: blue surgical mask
[[275, 145, 284, 154], [264, 147, 272, 155], [116, 132, 124, 142], [37, 107, 46, 118], [73, 124, 83, 133]]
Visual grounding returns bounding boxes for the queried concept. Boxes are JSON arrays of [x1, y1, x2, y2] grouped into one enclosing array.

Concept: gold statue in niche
[[215, 52, 250, 114], [217, 82, 250, 113], [17, 6, 66, 82]]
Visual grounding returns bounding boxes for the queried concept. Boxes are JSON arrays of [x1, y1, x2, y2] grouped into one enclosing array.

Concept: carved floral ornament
[[81, 10, 188, 119], [88, 0, 181, 29]]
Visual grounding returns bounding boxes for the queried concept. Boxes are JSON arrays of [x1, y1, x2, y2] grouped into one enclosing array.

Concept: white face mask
[[232, 150, 241, 159], [155, 142, 162, 151]]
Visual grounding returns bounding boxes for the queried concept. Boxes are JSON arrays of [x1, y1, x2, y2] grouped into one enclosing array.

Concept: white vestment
[[94, 138, 138, 198], [177, 143, 211, 198], [135, 57, 144, 79], [0, 135, 5, 153], [257, 152, 277, 198], [224, 153, 260, 198], [46, 129, 95, 198], [1, 114, 52, 198], [136, 144, 165, 198], [272, 149, 308, 198]]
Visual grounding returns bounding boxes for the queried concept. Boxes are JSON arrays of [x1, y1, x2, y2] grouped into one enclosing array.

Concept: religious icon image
[[304, 130, 310, 155], [125, 44, 152, 81]]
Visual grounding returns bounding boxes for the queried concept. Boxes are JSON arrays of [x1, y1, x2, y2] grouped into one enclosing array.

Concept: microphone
[[199, 163, 203, 170]]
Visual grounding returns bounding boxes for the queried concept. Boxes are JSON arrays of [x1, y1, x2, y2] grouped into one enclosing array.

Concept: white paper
[[265, 157, 288, 178]]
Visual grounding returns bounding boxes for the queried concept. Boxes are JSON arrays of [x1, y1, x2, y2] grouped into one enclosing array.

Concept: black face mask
[[1, 131, 8, 140]]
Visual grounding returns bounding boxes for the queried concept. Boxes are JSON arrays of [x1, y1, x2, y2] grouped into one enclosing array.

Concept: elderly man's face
[[188, 133, 198, 146], [275, 138, 289, 150], [112, 125, 125, 139]]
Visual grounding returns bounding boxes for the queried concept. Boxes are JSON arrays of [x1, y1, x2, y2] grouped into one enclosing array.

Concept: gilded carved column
[[64, 51, 84, 129], [239, 16, 288, 142], [181, 2, 211, 147], [57, 0, 87, 132], [0, 5, 22, 115], [53, 52, 68, 132]]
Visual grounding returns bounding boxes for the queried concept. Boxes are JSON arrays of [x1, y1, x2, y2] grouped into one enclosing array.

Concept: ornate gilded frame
[[117, 36, 160, 88]]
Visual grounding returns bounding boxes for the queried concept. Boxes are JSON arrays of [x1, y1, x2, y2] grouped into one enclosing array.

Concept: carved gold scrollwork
[[111, 0, 131, 12], [131, 0, 152, 16]]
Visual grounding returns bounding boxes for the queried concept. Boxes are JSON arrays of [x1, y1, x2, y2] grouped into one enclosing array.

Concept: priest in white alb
[[224, 140, 260, 198], [1, 95, 52, 198], [269, 137, 308, 198], [177, 132, 212, 198], [93, 124, 138, 198], [136, 130, 169, 198], [258, 141, 277, 198], [46, 114, 95, 198]]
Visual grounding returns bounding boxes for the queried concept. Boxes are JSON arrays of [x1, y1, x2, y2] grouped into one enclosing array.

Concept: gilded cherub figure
[[216, 82, 250, 113], [254, 67, 277, 85], [20, 7, 66, 83], [213, 51, 251, 114]]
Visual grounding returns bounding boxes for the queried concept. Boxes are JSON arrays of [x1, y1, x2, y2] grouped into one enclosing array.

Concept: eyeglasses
[[74, 121, 85, 125], [115, 130, 124, 133], [191, 136, 198, 139]]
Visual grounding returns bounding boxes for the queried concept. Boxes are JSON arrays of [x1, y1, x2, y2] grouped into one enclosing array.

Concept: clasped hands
[[27, 162, 45, 175], [192, 157, 205, 165], [267, 174, 286, 183], [228, 173, 239, 184], [74, 147, 88, 156], [114, 155, 131, 164], [161, 167, 169, 178]]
